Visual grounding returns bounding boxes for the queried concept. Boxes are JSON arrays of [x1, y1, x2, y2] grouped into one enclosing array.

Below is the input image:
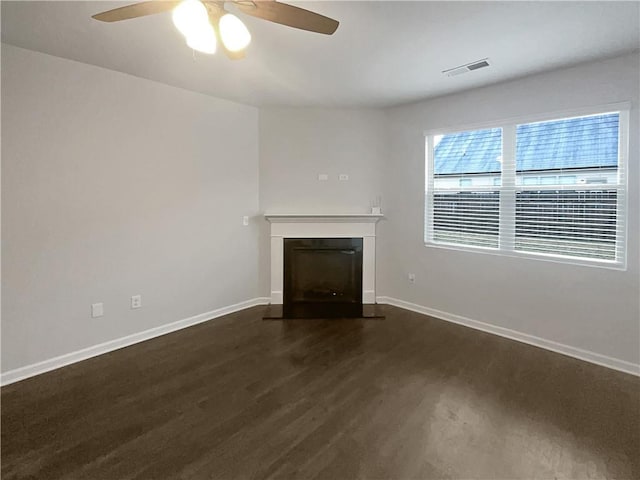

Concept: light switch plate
[[318, 174, 329, 181]]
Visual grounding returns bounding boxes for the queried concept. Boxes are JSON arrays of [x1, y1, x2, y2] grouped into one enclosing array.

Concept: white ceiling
[[2, 1, 639, 107]]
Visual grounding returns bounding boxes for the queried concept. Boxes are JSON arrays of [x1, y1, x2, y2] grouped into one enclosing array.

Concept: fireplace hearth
[[283, 238, 363, 318]]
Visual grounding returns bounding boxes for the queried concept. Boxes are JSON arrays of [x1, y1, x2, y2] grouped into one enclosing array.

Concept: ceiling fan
[[92, 0, 339, 59]]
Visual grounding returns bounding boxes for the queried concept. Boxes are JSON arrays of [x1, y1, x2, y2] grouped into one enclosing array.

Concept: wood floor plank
[[2, 305, 638, 479]]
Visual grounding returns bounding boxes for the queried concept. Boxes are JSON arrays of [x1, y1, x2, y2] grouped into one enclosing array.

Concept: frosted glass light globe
[[218, 13, 251, 52], [186, 25, 217, 54], [172, 0, 210, 38]]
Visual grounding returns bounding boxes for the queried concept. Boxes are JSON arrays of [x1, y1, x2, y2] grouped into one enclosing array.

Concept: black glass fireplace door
[[283, 238, 363, 318]]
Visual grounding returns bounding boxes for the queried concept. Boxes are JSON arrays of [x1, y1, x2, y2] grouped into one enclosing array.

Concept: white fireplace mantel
[[265, 213, 383, 305], [265, 213, 383, 223]]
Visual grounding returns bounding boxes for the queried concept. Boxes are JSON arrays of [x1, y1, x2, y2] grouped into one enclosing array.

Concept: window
[[425, 108, 628, 268], [430, 128, 502, 248]]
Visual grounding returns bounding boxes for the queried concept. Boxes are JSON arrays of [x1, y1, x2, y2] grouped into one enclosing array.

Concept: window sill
[[423, 241, 626, 271]]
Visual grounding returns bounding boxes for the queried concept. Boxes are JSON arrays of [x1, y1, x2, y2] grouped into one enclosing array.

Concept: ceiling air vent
[[443, 58, 491, 77]]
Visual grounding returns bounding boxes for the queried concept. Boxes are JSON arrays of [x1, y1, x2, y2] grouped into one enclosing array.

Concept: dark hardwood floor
[[2, 305, 639, 479]]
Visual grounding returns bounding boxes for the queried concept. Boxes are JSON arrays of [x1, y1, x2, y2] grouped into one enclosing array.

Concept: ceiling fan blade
[[234, 1, 339, 35], [92, 1, 180, 22]]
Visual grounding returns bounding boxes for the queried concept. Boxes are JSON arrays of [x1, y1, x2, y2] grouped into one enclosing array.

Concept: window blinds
[[429, 128, 502, 249], [514, 113, 622, 261]]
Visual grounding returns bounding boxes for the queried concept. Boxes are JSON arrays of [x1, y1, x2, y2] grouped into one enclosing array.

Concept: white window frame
[[424, 102, 630, 270]]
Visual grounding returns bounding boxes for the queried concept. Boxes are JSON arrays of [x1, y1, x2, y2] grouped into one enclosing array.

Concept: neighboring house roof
[[434, 113, 619, 175]]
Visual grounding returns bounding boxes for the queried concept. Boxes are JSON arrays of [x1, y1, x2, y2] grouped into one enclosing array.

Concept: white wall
[[258, 108, 387, 294], [1, 45, 260, 372], [381, 53, 640, 366], [259, 108, 387, 213]]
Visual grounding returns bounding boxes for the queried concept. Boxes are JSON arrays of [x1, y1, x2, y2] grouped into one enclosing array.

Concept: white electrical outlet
[[408, 273, 416, 284], [318, 173, 329, 181], [91, 303, 104, 318], [339, 174, 349, 181], [131, 295, 142, 309], [242, 216, 249, 226]]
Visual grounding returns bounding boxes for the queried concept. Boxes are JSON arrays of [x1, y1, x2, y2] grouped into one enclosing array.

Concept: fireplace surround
[[265, 214, 383, 309]]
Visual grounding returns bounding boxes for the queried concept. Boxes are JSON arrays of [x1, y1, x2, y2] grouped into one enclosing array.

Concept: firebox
[[283, 238, 363, 318]]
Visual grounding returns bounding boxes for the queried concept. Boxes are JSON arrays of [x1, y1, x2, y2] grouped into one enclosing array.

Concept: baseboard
[[1, 297, 271, 386], [6, 296, 636, 385], [376, 296, 640, 377]]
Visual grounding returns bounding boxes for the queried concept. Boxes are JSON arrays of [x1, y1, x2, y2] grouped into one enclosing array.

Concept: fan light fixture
[[92, 0, 339, 60], [172, 0, 250, 55]]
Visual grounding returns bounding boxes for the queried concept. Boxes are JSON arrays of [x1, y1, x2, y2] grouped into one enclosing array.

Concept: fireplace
[[284, 238, 363, 318], [264, 213, 383, 309]]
